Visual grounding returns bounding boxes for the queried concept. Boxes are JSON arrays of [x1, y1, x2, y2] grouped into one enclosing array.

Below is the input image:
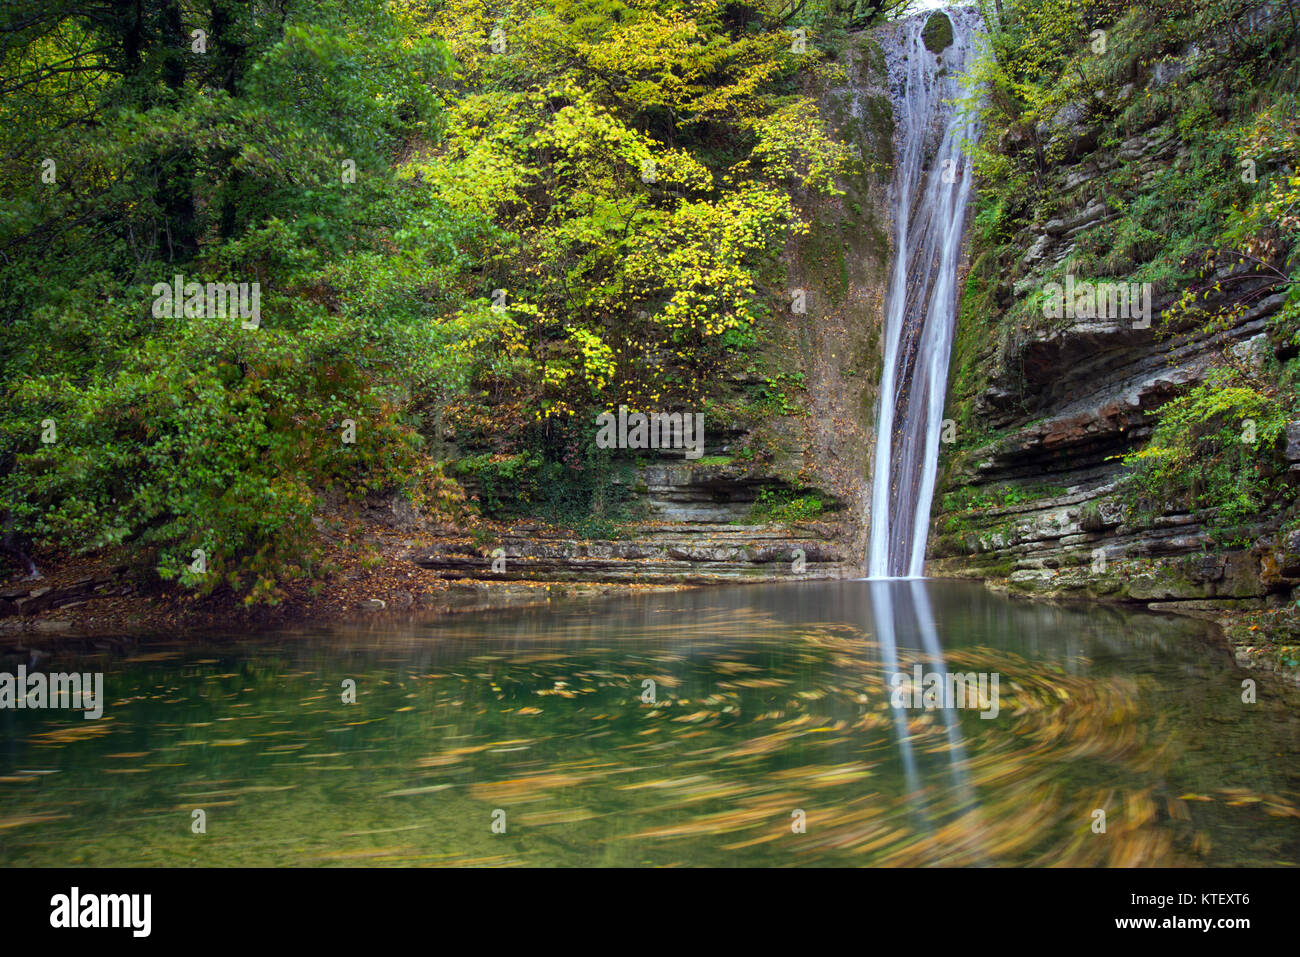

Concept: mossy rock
[[922, 12, 954, 54]]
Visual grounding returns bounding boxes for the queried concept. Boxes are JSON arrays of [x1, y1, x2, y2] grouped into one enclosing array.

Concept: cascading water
[[868, 7, 982, 579]]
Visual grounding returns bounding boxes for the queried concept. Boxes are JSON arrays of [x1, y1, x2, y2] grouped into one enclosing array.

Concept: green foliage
[[451, 421, 635, 536], [941, 0, 1300, 547], [1121, 366, 1294, 544], [940, 483, 1068, 514], [748, 487, 827, 523], [0, 0, 475, 599], [0, 0, 906, 593], [452, 452, 548, 514], [422, 0, 853, 422]]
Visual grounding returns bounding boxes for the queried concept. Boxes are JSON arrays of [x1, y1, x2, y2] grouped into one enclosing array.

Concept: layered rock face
[[930, 272, 1297, 603], [928, 12, 1300, 615], [412, 522, 854, 583]]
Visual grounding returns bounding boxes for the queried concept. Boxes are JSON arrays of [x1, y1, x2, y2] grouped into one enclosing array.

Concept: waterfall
[[868, 7, 982, 579]]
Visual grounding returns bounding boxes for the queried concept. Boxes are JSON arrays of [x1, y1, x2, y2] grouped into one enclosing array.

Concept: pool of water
[[2, 580, 1298, 866]]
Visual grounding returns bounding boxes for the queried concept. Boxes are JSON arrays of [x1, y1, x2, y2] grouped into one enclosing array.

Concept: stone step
[[408, 526, 855, 583], [411, 556, 856, 584]]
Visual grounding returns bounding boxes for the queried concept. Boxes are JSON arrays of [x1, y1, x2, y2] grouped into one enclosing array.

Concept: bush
[[451, 420, 636, 537], [0, 0, 471, 601], [1121, 366, 1294, 544], [748, 488, 827, 523]]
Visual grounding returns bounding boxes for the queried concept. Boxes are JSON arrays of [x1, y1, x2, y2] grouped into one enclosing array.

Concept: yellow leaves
[[28, 720, 116, 746], [470, 771, 599, 804], [580, 9, 707, 111], [746, 98, 853, 194], [415, 2, 841, 415], [0, 813, 69, 830], [565, 326, 616, 393], [541, 361, 575, 389], [622, 184, 797, 341], [516, 807, 596, 826]]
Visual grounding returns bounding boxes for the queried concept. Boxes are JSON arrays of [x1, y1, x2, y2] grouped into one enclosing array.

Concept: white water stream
[[868, 7, 982, 578]]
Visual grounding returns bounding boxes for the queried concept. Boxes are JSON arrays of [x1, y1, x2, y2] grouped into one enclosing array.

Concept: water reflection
[[1, 580, 1297, 866]]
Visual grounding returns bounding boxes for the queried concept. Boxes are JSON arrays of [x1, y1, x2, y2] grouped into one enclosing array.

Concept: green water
[[2, 580, 1297, 866]]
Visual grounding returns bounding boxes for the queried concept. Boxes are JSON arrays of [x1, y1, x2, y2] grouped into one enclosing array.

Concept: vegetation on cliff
[[0, 0, 895, 602], [945, 0, 1300, 548]]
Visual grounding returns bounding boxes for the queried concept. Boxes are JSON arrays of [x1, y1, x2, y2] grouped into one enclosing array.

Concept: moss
[[860, 93, 896, 176], [1078, 502, 1107, 532], [945, 244, 1004, 442], [921, 12, 954, 55], [852, 32, 888, 78], [982, 560, 1016, 579], [799, 221, 851, 303]]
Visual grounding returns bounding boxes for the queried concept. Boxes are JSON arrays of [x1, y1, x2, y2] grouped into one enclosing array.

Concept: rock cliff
[[928, 2, 1300, 671]]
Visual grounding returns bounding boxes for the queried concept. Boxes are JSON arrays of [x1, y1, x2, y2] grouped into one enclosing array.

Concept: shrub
[[1121, 366, 1293, 544], [748, 488, 827, 523]]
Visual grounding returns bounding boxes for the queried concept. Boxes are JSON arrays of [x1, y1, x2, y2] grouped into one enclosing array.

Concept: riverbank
[[0, 488, 862, 642], [5, 509, 1296, 692], [978, 576, 1300, 687], [0, 505, 679, 642]]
